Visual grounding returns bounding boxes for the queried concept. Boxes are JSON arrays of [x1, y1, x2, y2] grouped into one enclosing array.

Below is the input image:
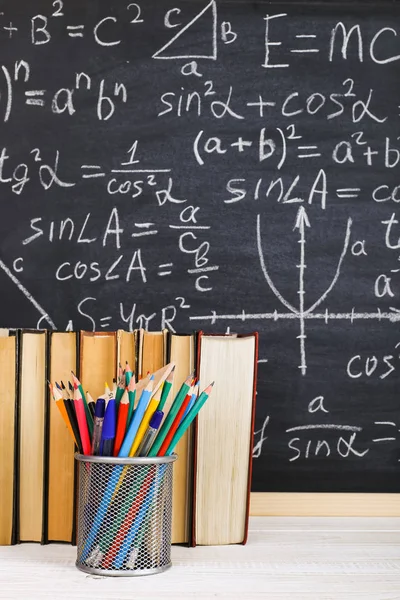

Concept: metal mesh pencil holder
[[75, 454, 177, 577]]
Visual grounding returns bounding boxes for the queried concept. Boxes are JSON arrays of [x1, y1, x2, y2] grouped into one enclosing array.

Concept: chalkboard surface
[[0, 0, 400, 492]]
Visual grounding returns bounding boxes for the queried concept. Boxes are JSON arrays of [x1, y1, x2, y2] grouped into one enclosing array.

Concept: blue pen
[[100, 398, 116, 456], [91, 398, 106, 455], [118, 378, 154, 457]]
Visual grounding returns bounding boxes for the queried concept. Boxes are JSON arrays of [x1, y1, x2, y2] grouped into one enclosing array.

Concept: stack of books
[[0, 329, 258, 547]]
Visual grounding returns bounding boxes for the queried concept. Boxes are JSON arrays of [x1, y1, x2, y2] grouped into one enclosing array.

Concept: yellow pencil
[[129, 386, 162, 457]]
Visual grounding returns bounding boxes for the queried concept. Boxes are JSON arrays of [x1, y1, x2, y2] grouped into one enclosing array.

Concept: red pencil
[[113, 388, 129, 456], [157, 387, 193, 456], [73, 387, 91, 455]]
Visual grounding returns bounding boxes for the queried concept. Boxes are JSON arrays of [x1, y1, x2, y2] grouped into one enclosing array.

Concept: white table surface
[[1, 517, 399, 600]]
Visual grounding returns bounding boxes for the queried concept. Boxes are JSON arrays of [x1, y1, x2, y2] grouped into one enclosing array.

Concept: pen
[[100, 398, 116, 456], [91, 398, 105, 456], [137, 410, 164, 456]]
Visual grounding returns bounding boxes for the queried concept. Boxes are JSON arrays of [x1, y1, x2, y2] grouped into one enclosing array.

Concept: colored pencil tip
[[60, 381, 66, 390]]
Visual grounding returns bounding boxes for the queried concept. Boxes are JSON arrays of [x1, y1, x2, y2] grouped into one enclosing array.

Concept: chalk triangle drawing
[[153, 0, 217, 60]]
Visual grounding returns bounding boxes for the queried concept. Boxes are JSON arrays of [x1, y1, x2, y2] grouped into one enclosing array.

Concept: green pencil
[[165, 383, 214, 455], [158, 366, 175, 412], [127, 374, 136, 427], [147, 372, 193, 457], [125, 361, 133, 387]]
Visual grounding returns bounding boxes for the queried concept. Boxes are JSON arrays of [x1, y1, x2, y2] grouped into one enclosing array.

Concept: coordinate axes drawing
[[191, 209, 400, 375]]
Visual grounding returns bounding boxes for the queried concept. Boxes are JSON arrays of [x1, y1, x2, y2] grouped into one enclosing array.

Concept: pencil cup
[[75, 454, 177, 577]]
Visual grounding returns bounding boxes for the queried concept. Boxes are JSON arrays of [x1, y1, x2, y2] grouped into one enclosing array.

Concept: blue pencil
[[118, 378, 154, 457]]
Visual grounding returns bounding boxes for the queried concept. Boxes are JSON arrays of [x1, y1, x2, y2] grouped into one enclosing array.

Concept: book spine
[[242, 331, 258, 545], [11, 330, 20, 545], [42, 331, 51, 544]]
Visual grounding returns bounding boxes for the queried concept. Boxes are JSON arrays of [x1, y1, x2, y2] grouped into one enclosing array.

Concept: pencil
[[87, 391, 96, 419], [63, 395, 83, 454], [129, 386, 162, 457], [49, 382, 77, 444], [118, 378, 154, 457], [165, 383, 214, 456], [157, 386, 193, 456], [113, 389, 129, 456], [72, 372, 94, 437], [158, 366, 175, 412], [127, 374, 136, 427], [125, 361, 133, 387], [73, 386, 91, 455], [60, 380, 71, 400], [147, 373, 193, 457]]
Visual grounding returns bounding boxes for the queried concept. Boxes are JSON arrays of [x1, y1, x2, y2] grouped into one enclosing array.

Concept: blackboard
[[0, 0, 400, 492]]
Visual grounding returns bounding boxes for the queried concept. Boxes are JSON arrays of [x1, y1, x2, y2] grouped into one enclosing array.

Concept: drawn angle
[[0, 258, 56, 329], [152, 0, 217, 60]]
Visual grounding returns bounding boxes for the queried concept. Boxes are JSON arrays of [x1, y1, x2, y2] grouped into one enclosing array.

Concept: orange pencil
[[113, 388, 129, 456], [49, 382, 77, 443], [157, 386, 194, 456], [73, 386, 91, 455]]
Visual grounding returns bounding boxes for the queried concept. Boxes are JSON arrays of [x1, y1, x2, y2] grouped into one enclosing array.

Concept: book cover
[[167, 332, 196, 544], [45, 332, 76, 543], [0, 330, 18, 545], [18, 330, 48, 543], [192, 332, 258, 546], [79, 331, 117, 402]]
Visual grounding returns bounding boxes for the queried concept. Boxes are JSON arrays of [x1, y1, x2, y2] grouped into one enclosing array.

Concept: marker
[[137, 410, 164, 457], [100, 398, 116, 456], [91, 398, 106, 456]]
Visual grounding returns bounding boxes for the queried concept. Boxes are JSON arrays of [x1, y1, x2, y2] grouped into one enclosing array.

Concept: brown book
[[117, 330, 136, 376], [18, 330, 47, 543], [0, 330, 18, 545], [137, 330, 168, 379], [79, 331, 117, 401], [168, 332, 195, 544], [46, 332, 76, 543], [192, 332, 258, 546]]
